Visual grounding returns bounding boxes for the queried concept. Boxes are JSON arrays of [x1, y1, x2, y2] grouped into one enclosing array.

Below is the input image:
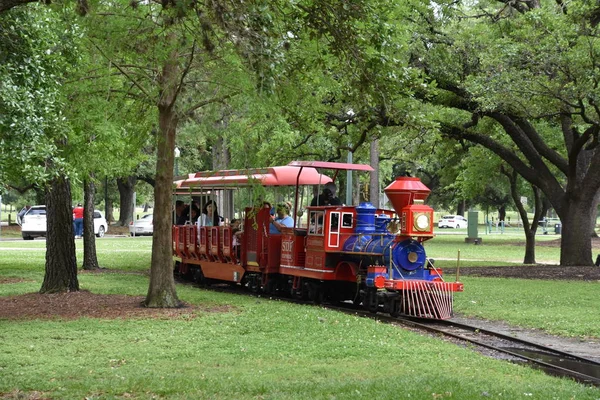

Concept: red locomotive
[[172, 161, 463, 319]]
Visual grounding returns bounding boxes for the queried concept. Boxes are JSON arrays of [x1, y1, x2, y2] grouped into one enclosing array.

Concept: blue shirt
[[270, 216, 293, 234]]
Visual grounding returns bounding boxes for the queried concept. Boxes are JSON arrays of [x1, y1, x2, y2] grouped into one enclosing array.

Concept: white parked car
[[20, 205, 46, 239], [129, 214, 153, 236], [437, 215, 468, 229], [21, 205, 108, 240]]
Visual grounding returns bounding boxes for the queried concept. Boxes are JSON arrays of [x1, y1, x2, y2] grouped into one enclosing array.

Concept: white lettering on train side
[[282, 240, 294, 253]]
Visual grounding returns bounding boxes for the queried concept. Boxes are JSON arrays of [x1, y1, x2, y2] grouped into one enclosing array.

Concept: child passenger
[[231, 219, 242, 259]]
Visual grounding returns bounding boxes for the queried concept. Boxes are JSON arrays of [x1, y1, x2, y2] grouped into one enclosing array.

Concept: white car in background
[[437, 215, 468, 229], [21, 205, 108, 240], [129, 214, 153, 236], [20, 205, 46, 239]]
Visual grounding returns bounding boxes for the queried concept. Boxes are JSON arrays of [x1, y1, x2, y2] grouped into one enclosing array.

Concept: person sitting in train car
[[174, 200, 189, 225], [231, 219, 242, 258], [269, 202, 294, 234], [310, 182, 342, 206], [262, 201, 277, 216], [197, 200, 220, 227], [189, 206, 200, 224]]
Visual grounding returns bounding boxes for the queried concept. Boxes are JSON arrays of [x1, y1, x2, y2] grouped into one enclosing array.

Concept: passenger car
[[20, 206, 46, 239], [21, 205, 108, 240], [437, 215, 468, 229], [129, 214, 153, 236]]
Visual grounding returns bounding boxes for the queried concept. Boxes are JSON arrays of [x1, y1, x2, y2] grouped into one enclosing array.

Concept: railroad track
[[176, 277, 600, 386], [322, 304, 600, 387], [395, 317, 600, 387]]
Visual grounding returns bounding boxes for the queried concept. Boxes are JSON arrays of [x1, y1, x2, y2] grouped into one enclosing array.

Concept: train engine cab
[[285, 175, 463, 319]]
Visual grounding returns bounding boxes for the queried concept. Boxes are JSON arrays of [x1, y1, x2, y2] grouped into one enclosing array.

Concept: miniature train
[[172, 161, 463, 319]]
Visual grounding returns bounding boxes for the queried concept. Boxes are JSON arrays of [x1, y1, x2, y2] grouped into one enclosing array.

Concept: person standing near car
[[73, 203, 84, 238], [16, 205, 31, 225]]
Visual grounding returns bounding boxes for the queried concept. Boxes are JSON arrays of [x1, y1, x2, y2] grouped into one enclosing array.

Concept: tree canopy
[[408, 1, 600, 265], [3, 0, 600, 303]]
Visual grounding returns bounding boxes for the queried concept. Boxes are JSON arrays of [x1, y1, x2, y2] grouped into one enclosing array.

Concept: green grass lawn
[[455, 277, 599, 337], [2, 295, 598, 399], [426, 233, 562, 267], [1, 237, 599, 398]]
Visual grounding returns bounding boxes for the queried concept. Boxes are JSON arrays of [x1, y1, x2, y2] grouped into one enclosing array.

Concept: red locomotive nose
[[384, 177, 431, 213]]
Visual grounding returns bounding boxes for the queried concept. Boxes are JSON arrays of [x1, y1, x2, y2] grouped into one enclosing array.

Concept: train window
[[342, 213, 353, 228], [330, 212, 340, 233], [309, 210, 325, 235]]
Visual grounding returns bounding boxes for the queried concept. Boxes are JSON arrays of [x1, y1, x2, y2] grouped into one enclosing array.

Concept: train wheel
[[307, 282, 324, 304], [264, 277, 277, 295], [363, 288, 378, 314], [249, 275, 261, 293], [290, 278, 306, 300], [389, 298, 401, 318], [192, 267, 206, 287], [294, 286, 308, 300]]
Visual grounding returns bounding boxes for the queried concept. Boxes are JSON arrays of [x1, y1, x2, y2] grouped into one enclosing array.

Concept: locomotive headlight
[[414, 213, 430, 231]]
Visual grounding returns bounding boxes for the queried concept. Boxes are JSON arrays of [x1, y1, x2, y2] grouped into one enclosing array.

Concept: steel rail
[[379, 316, 600, 387], [434, 318, 600, 367]]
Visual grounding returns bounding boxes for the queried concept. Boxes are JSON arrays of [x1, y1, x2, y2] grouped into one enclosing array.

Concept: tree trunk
[[212, 136, 233, 218], [591, 190, 599, 238], [145, 34, 181, 308], [503, 168, 543, 264], [497, 205, 506, 222], [457, 200, 466, 216], [82, 177, 100, 270], [106, 195, 115, 223], [34, 186, 45, 205], [40, 176, 79, 293], [117, 176, 136, 226], [560, 196, 595, 266], [369, 138, 379, 208], [525, 186, 550, 264], [353, 171, 360, 204]]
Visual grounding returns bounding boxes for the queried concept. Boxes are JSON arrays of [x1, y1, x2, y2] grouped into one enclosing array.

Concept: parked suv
[[437, 215, 468, 229], [20, 206, 47, 239], [21, 205, 108, 240]]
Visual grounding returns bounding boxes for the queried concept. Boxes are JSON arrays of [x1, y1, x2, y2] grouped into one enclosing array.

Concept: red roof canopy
[[174, 165, 332, 192], [174, 161, 374, 194]]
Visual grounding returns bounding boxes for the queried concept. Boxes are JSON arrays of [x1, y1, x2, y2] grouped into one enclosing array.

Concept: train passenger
[[310, 182, 341, 206], [175, 200, 188, 225], [231, 219, 242, 258], [197, 200, 220, 227], [189, 206, 200, 224], [269, 202, 294, 234], [262, 201, 276, 216]]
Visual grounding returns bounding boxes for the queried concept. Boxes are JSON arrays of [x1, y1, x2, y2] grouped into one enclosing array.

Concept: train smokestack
[[384, 177, 431, 214]]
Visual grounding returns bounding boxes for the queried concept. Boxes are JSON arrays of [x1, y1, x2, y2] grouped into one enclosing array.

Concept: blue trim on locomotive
[[341, 202, 439, 282]]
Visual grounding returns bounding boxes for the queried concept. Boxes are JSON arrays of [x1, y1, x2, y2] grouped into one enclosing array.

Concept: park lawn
[[454, 277, 600, 338], [425, 233, 562, 267], [1, 237, 599, 398], [0, 282, 599, 399]]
